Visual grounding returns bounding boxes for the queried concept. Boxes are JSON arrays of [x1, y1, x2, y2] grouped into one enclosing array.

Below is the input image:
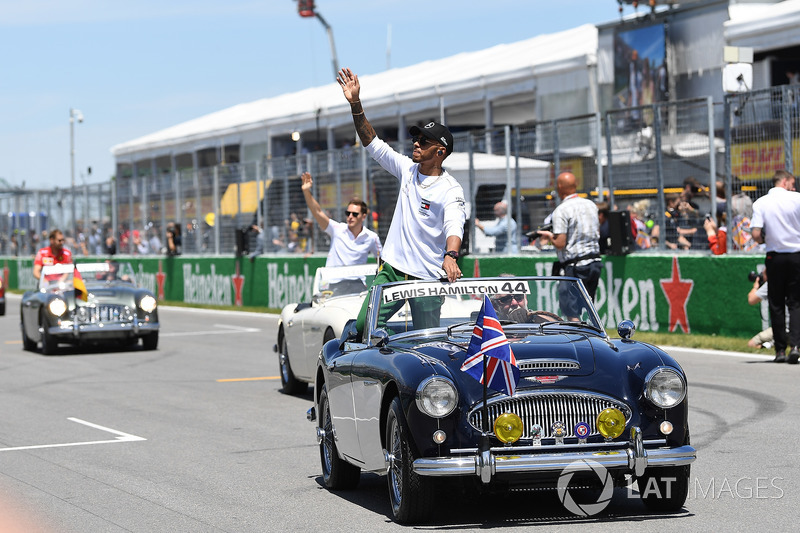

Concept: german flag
[[73, 265, 88, 302]]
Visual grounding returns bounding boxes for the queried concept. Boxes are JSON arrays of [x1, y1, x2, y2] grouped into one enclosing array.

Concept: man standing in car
[[301, 171, 382, 292], [337, 67, 466, 334], [536, 172, 602, 320], [33, 229, 73, 280]]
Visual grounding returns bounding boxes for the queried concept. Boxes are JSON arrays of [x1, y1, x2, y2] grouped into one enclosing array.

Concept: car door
[[350, 350, 386, 471], [325, 344, 363, 464]]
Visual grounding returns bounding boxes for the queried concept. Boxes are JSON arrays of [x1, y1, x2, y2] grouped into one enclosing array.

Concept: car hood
[[405, 331, 667, 406]]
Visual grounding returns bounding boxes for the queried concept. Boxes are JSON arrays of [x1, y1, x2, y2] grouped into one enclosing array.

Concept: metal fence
[[2, 85, 798, 259]]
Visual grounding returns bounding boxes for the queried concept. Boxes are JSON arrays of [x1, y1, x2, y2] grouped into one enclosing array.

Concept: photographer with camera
[[535, 172, 601, 319]]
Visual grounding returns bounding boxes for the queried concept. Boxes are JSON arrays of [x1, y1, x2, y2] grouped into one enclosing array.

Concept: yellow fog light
[[596, 408, 626, 440], [493, 413, 523, 444]]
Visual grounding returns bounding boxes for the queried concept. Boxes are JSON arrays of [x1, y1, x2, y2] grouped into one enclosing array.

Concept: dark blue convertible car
[[308, 276, 696, 523]]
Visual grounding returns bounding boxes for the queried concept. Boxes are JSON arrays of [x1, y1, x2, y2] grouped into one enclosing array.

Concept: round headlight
[[48, 298, 67, 317], [415, 377, 458, 418], [139, 295, 157, 313], [644, 367, 687, 408], [596, 407, 626, 440], [494, 412, 523, 444]]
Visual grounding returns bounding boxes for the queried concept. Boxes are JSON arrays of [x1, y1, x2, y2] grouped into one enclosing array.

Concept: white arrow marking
[[0, 418, 146, 452]]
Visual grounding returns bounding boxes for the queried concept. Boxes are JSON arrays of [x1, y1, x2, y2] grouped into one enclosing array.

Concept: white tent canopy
[[725, 0, 800, 51], [111, 24, 598, 160]]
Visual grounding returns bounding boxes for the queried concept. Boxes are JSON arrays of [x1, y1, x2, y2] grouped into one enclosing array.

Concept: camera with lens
[[748, 270, 766, 287], [526, 223, 553, 240]]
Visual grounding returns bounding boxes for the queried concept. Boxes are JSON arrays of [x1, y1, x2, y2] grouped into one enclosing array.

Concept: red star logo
[[659, 256, 694, 333], [156, 260, 166, 301], [232, 261, 245, 307]]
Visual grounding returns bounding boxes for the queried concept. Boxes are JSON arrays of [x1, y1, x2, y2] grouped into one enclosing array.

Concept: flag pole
[[480, 339, 491, 453]]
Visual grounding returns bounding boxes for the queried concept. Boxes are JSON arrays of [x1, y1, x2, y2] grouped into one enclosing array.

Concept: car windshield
[[39, 262, 137, 291], [313, 264, 377, 299], [370, 276, 603, 337]]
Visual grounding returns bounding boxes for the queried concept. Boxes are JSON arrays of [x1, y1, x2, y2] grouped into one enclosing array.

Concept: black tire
[[0, 301, 5, 316], [142, 331, 159, 350], [279, 336, 307, 395], [637, 465, 690, 512], [40, 316, 57, 356], [319, 385, 360, 489], [386, 397, 434, 524], [21, 320, 36, 351], [323, 327, 336, 346]]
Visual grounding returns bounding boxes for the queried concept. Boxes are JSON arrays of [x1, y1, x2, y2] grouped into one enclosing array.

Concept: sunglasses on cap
[[345, 210, 363, 218], [411, 136, 438, 148]]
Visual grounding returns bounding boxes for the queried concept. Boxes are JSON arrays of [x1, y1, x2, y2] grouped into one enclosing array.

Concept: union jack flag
[[460, 295, 519, 396]]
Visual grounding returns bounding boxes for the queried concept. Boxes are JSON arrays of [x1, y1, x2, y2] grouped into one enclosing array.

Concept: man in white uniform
[[301, 171, 382, 293], [337, 67, 466, 335]]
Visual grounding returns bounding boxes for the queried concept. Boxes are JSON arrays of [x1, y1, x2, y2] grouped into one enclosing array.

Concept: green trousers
[[355, 261, 443, 338]]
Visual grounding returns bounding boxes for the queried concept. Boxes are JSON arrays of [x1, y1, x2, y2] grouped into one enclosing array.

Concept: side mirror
[[370, 328, 390, 348], [341, 319, 359, 343], [294, 302, 312, 313], [617, 319, 636, 340]]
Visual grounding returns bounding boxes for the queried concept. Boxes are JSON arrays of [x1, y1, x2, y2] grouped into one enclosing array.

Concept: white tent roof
[[111, 24, 597, 158], [725, 0, 800, 51]]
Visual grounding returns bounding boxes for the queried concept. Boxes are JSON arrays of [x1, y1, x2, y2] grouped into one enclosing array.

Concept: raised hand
[[301, 172, 313, 191], [337, 68, 361, 103]]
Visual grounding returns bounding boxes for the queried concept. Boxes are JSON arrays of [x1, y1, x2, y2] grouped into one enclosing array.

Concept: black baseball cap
[[409, 121, 454, 155]]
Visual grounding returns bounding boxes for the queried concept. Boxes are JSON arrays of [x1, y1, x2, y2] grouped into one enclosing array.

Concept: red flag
[[73, 266, 88, 302]]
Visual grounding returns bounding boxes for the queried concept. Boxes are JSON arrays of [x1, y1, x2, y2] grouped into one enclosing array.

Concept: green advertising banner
[[3, 253, 765, 339]]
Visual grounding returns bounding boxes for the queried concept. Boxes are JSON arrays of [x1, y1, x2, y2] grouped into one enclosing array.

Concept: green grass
[[613, 329, 761, 354]]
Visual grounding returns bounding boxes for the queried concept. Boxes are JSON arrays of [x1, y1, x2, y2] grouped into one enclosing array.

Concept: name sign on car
[[382, 280, 529, 304]]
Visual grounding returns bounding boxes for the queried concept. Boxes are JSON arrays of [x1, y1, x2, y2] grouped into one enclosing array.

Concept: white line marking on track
[[161, 324, 260, 337], [0, 418, 146, 452], [662, 345, 773, 360]]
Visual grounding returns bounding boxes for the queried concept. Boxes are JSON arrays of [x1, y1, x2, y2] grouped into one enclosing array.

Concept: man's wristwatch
[[444, 250, 459, 260]]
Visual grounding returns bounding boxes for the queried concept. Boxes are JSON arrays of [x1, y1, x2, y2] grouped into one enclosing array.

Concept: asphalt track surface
[[0, 294, 797, 532]]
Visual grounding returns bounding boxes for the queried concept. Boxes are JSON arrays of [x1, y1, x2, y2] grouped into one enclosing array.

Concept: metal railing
[[3, 85, 798, 259]]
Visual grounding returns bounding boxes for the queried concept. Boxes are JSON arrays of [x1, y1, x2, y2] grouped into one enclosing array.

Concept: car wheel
[[0, 301, 5, 316], [21, 319, 36, 351], [142, 331, 159, 350], [319, 384, 360, 490], [386, 396, 434, 524], [637, 465, 690, 512], [279, 336, 307, 395], [39, 315, 57, 355], [323, 327, 336, 345]]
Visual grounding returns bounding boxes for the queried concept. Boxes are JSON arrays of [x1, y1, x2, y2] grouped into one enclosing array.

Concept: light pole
[[70, 108, 83, 242]]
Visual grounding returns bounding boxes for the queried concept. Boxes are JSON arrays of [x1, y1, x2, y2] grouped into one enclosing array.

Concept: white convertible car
[[275, 263, 377, 394]]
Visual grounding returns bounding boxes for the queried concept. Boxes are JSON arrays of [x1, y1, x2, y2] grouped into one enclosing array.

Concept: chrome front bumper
[[411, 427, 696, 484], [47, 321, 159, 340]]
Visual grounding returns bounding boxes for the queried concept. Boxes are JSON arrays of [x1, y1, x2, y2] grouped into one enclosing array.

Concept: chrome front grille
[[468, 391, 631, 439], [75, 304, 133, 324]]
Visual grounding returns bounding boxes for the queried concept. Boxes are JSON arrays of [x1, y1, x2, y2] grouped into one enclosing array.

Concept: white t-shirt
[[324, 219, 382, 267], [751, 187, 800, 253], [366, 137, 466, 279]]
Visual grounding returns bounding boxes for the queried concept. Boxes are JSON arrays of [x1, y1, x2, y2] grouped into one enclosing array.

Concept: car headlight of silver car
[[48, 298, 68, 317], [644, 367, 687, 408], [139, 295, 157, 313], [415, 376, 458, 418]]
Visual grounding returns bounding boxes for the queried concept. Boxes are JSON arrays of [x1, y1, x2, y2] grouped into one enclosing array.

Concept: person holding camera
[[165, 222, 182, 256], [747, 269, 774, 349], [536, 172, 602, 318], [751, 169, 800, 364]]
